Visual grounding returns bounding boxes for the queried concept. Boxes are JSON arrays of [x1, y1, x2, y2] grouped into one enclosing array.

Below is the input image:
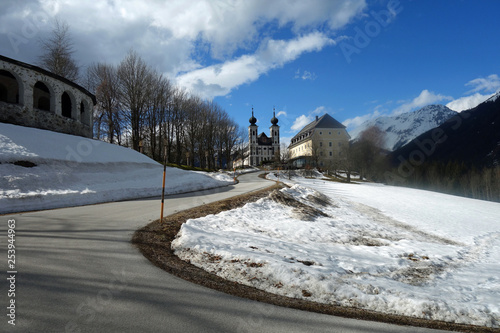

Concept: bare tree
[[338, 143, 355, 182], [83, 49, 241, 171], [352, 125, 387, 181], [117, 50, 153, 151], [310, 138, 323, 168], [39, 19, 79, 82], [87, 63, 121, 143]]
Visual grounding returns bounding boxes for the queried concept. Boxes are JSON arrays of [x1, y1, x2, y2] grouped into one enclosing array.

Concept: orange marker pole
[[160, 162, 166, 222], [161, 144, 167, 222]]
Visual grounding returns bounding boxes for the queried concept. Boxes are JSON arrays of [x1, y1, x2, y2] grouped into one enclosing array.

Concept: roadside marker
[[161, 162, 166, 222], [161, 146, 167, 222]]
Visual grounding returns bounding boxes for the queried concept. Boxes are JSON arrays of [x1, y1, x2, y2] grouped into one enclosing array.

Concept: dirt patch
[[305, 192, 334, 207], [352, 202, 463, 246], [132, 184, 496, 333], [269, 190, 329, 221]]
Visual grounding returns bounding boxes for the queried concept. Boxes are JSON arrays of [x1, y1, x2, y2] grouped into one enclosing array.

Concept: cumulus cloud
[[343, 110, 381, 131], [290, 106, 328, 131], [465, 74, 500, 94], [345, 90, 452, 132], [392, 89, 453, 114], [291, 115, 314, 131], [176, 32, 335, 99], [446, 92, 495, 112], [443, 74, 500, 112], [0, 0, 366, 99]]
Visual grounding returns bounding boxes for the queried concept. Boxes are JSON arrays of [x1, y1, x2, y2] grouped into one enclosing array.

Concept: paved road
[[1, 172, 447, 333]]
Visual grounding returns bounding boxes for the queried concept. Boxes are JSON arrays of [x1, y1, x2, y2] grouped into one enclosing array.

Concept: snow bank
[[172, 178, 500, 328], [0, 123, 233, 214]]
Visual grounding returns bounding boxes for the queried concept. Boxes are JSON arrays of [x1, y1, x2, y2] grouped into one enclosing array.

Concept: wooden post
[[161, 145, 167, 222]]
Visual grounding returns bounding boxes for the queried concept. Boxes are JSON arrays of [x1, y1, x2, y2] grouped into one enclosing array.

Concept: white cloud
[[343, 110, 381, 131], [446, 92, 495, 112], [294, 69, 317, 80], [276, 111, 287, 117], [291, 115, 314, 131], [444, 74, 500, 112], [176, 32, 335, 99], [393, 89, 453, 115], [0, 0, 365, 97], [466, 74, 500, 94], [311, 106, 326, 114], [290, 105, 328, 131]]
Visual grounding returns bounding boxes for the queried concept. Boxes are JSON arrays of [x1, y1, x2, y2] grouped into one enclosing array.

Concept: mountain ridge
[[349, 105, 457, 151], [391, 91, 500, 169]]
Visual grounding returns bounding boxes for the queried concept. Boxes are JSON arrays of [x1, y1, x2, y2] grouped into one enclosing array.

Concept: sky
[[1, 0, 500, 146]]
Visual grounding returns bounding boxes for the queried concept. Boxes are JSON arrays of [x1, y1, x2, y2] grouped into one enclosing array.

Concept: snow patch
[[172, 178, 500, 328], [0, 123, 233, 213]]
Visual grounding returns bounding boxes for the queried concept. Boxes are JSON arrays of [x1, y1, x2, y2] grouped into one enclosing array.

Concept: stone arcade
[[0, 55, 95, 138]]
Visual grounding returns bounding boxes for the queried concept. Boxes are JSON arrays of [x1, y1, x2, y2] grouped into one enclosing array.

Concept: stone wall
[[0, 55, 95, 138]]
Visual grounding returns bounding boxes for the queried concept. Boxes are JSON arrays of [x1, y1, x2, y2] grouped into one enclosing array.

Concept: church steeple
[[249, 107, 257, 125], [271, 109, 278, 125]]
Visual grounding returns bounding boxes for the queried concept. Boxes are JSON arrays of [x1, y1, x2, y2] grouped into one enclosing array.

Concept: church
[[246, 109, 280, 167]]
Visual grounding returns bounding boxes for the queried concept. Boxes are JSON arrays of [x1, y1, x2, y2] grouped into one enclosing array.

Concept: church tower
[[270, 109, 280, 158], [247, 108, 280, 167], [248, 109, 258, 166]]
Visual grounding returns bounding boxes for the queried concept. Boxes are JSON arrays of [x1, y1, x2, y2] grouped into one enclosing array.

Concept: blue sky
[[1, 0, 499, 145]]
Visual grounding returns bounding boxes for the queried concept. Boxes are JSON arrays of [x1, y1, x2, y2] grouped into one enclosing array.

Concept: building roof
[[257, 132, 273, 146], [289, 113, 345, 147]]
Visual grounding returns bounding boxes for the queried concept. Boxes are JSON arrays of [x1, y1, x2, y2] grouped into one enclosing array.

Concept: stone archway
[[61, 92, 72, 118], [1, 55, 96, 138], [0, 70, 19, 104], [80, 100, 91, 125], [33, 81, 51, 112]]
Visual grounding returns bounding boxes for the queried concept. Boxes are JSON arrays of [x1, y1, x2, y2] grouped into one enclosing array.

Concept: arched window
[[80, 99, 92, 125], [61, 92, 72, 118], [0, 70, 19, 104], [33, 81, 51, 111], [0, 83, 7, 102]]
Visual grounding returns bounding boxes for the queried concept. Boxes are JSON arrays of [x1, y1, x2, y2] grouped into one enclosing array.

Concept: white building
[[246, 109, 280, 167], [288, 113, 350, 168]]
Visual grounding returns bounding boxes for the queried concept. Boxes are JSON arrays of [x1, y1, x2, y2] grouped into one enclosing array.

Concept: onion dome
[[271, 111, 278, 125], [249, 109, 257, 125]]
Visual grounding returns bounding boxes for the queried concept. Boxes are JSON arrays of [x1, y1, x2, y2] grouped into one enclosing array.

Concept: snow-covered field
[[0, 123, 233, 214], [172, 172, 500, 328]]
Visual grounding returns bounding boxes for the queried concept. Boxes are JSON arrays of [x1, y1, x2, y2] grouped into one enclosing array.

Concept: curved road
[[2, 173, 446, 332]]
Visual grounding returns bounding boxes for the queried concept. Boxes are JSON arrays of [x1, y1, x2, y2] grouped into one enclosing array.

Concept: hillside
[[349, 105, 457, 151], [391, 92, 500, 169], [0, 123, 233, 214]]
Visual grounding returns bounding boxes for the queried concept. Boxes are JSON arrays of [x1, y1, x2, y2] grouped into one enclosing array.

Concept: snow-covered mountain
[[349, 105, 457, 151], [392, 91, 500, 169]]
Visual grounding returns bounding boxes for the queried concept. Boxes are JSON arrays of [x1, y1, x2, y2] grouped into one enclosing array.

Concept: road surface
[[1, 172, 447, 332]]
